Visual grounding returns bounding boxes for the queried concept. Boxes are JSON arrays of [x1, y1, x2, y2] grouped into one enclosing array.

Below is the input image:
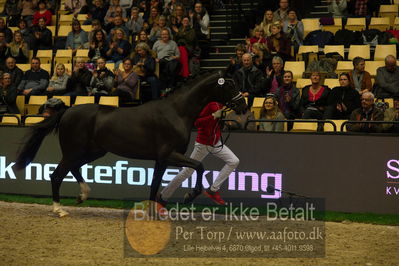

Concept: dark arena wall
[[0, 127, 398, 215]]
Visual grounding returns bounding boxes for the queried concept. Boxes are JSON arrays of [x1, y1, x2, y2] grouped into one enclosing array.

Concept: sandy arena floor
[[0, 201, 398, 266]]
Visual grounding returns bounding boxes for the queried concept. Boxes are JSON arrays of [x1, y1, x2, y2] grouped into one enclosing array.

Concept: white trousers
[[161, 141, 240, 200]]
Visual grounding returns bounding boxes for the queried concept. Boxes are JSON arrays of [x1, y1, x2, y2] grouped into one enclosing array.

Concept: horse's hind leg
[[71, 169, 91, 204], [149, 161, 167, 201], [51, 160, 72, 217]]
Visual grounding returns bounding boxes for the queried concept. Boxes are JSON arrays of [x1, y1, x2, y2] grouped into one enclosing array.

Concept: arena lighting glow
[[0, 156, 283, 199]]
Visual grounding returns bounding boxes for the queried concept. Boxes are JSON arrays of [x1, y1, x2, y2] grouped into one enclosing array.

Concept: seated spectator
[[259, 94, 286, 132], [29, 17, 52, 54], [132, 42, 161, 100], [45, 63, 70, 96], [252, 42, 270, 73], [113, 58, 139, 103], [264, 56, 284, 95], [147, 7, 160, 30], [224, 107, 257, 131], [246, 26, 266, 53], [106, 28, 131, 68], [347, 92, 384, 133], [89, 57, 114, 101], [66, 57, 92, 96], [374, 55, 399, 99], [107, 15, 130, 38], [300, 71, 330, 119], [19, 0, 37, 27], [119, 0, 132, 13], [4, 0, 21, 27], [283, 9, 304, 53], [0, 73, 19, 114], [64, 0, 88, 15], [0, 32, 9, 68], [17, 19, 31, 43], [126, 7, 144, 40], [259, 9, 274, 37], [152, 29, 180, 91], [66, 20, 89, 55], [349, 0, 368, 17], [273, 0, 290, 23], [383, 95, 399, 133], [167, 3, 185, 32], [225, 43, 245, 78], [327, 0, 348, 17], [17, 57, 50, 96], [276, 70, 301, 120], [0, 17, 13, 43], [266, 22, 292, 61], [105, 3, 127, 27], [87, 19, 107, 43], [3, 57, 23, 88], [32, 0, 52, 26], [149, 15, 172, 44], [233, 53, 265, 107], [5, 30, 29, 63], [174, 16, 197, 53], [349, 56, 372, 95], [88, 30, 109, 63], [133, 30, 151, 50], [324, 72, 361, 119], [85, 0, 108, 25]]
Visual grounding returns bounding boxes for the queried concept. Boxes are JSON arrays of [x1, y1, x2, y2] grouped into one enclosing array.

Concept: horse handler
[[159, 101, 240, 205]]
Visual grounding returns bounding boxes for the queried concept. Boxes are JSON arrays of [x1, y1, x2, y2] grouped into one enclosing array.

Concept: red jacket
[[194, 102, 223, 145]]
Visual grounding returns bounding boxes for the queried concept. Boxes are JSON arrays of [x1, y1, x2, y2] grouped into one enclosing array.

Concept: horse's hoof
[[53, 202, 69, 218], [76, 195, 83, 204], [79, 183, 91, 201]]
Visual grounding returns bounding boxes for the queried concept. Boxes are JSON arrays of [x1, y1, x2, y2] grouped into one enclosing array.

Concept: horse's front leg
[[149, 161, 167, 201]]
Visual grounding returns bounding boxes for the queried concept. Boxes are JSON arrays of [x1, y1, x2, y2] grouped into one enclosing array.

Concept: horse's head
[[215, 71, 247, 114]]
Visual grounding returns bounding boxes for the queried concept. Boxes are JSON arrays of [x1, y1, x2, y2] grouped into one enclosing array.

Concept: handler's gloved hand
[[212, 109, 223, 119]]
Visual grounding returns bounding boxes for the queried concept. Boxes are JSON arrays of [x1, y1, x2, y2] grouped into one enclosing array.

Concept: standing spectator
[[88, 30, 109, 63], [300, 71, 330, 119], [168, 3, 185, 32], [190, 2, 209, 57], [383, 95, 399, 133], [327, 0, 348, 17], [46, 63, 70, 96], [3, 57, 23, 88], [225, 43, 245, 78], [324, 72, 361, 119], [349, 56, 372, 95], [246, 26, 266, 53], [132, 42, 160, 100], [17, 57, 50, 96], [374, 55, 399, 99], [259, 9, 274, 37], [152, 29, 180, 91], [266, 22, 292, 61], [347, 92, 384, 132], [264, 56, 284, 95], [276, 70, 301, 120], [113, 58, 139, 103], [126, 7, 144, 40], [32, 0, 52, 26], [283, 9, 304, 53], [66, 20, 89, 55], [18, 0, 37, 27], [259, 95, 286, 132], [252, 42, 270, 73], [89, 57, 114, 101], [174, 16, 197, 53], [106, 28, 131, 68], [0, 18, 13, 43], [29, 17, 52, 54], [67, 57, 92, 96], [6, 30, 29, 64], [0, 73, 19, 114], [0, 32, 9, 68], [64, 0, 88, 15], [273, 0, 290, 22], [4, 0, 21, 27], [233, 53, 265, 107]]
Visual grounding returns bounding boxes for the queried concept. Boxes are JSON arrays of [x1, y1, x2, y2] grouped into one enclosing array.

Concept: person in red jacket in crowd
[[159, 101, 240, 205], [32, 1, 52, 26]]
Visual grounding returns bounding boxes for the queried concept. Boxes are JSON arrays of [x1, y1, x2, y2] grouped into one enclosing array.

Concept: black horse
[[14, 72, 247, 217]]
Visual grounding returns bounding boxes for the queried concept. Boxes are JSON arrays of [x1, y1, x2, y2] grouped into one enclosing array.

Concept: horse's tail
[[14, 109, 67, 170]]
